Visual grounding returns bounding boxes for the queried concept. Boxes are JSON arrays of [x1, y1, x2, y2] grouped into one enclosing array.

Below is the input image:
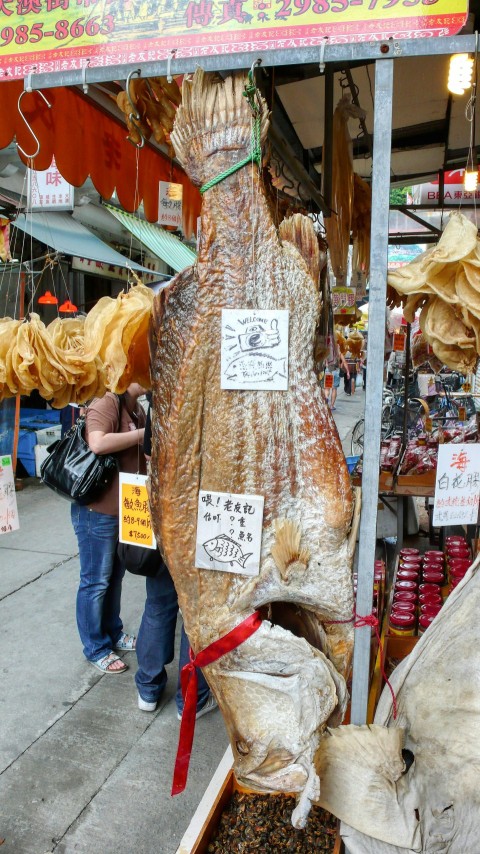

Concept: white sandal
[[91, 653, 128, 674]]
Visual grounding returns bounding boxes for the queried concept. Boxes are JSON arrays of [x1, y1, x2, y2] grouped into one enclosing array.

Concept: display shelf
[[176, 746, 342, 854]]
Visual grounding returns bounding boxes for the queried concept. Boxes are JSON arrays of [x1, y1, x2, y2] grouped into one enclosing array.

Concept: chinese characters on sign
[[119, 473, 156, 549], [221, 309, 289, 391], [393, 332, 406, 352], [432, 444, 480, 526], [0, 0, 469, 82], [0, 455, 20, 536], [195, 489, 264, 576], [332, 286, 356, 316], [27, 157, 74, 211], [158, 182, 183, 229]]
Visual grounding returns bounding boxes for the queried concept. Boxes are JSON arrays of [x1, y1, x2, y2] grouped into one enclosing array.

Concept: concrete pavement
[[0, 385, 365, 854]]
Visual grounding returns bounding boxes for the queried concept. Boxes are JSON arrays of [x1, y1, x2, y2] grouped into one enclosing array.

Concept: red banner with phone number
[[0, 0, 469, 82]]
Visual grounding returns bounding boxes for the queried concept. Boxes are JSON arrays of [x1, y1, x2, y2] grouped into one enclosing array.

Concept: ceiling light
[[447, 54, 474, 95], [38, 290, 58, 305], [464, 169, 478, 191], [59, 299, 78, 313]]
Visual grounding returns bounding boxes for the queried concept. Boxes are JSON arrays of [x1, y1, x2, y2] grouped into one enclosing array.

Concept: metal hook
[[319, 37, 328, 75], [16, 88, 52, 160], [250, 58, 262, 84], [167, 49, 177, 84], [125, 68, 145, 149]]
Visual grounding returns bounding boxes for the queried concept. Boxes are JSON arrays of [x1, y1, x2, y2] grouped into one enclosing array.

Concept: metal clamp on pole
[[319, 37, 328, 75], [167, 49, 177, 84], [81, 60, 91, 94]]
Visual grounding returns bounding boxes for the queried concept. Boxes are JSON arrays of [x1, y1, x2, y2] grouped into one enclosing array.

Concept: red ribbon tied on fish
[[172, 610, 262, 796]]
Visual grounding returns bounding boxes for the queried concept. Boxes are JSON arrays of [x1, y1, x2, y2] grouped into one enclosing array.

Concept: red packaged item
[[393, 590, 417, 604], [389, 610, 416, 636], [394, 580, 418, 594], [400, 548, 420, 558], [418, 593, 442, 607], [397, 569, 420, 583], [419, 583, 442, 596], [422, 569, 444, 585], [418, 614, 436, 634]]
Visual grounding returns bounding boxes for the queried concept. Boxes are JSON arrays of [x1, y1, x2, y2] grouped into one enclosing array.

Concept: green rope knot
[[199, 73, 262, 195]]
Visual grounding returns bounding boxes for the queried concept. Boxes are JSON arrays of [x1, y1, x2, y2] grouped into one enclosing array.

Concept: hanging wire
[[464, 31, 479, 220]]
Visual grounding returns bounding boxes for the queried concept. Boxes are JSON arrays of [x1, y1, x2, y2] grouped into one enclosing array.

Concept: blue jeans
[[71, 505, 124, 662], [134, 564, 210, 714]]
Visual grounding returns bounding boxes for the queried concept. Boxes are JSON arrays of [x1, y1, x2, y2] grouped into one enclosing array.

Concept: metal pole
[[350, 58, 393, 725], [323, 67, 334, 214]]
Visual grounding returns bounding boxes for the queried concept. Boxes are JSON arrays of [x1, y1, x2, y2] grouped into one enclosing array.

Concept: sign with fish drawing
[[221, 309, 289, 391], [195, 490, 264, 576]]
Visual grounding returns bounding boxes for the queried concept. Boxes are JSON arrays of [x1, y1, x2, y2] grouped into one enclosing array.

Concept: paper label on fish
[[195, 490, 264, 576], [221, 309, 289, 390]]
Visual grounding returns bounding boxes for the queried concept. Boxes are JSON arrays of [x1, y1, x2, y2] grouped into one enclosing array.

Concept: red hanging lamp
[[38, 290, 58, 305], [59, 299, 78, 313]]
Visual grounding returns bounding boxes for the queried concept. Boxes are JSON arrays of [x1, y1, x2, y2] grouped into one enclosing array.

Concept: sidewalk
[[0, 481, 228, 854], [0, 387, 364, 854]]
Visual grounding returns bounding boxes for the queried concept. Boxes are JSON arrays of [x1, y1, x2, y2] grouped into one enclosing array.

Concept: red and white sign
[[28, 157, 74, 212], [72, 255, 161, 284], [413, 170, 480, 205]]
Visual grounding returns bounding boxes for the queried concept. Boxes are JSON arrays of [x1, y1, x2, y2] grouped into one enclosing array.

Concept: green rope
[[199, 71, 262, 195]]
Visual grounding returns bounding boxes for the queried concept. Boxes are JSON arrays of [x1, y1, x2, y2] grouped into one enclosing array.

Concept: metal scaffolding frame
[[24, 32, 473, 725]]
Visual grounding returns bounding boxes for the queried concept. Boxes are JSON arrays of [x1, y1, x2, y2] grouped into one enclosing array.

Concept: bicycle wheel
[[351, 418, 364, 456]]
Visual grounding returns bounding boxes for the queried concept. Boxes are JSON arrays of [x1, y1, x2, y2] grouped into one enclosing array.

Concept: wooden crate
[[395, 447, 436, 496], [176, 748, 342, 854]]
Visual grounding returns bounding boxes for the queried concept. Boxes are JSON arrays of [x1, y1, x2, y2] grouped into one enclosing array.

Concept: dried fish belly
[[149, 69, 357, 827]]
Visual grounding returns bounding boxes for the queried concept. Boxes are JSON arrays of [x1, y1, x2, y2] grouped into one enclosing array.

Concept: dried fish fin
[[151, 75, 182, 106], [279, 214, 322, 285], [171, 68, 270, 186], [271, 519, 310, 581]]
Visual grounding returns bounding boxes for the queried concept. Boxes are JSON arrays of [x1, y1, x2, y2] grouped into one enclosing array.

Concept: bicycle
[[350, 388, 427, 456]]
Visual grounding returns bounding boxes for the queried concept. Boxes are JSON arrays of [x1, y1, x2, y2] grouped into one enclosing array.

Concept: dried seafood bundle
[[116, 76, 181, 146], [387, 212, 480, 372], [0, 284, 152, 405], [335, 329, 348, 354], [351, 174, 371, 279], [325, 97, 366, 285], [149, 69, 359, 828], [411, 330, 443, 373], [346, 328, 364, 358]]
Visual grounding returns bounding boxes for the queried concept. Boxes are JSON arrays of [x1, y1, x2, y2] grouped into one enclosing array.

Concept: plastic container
[[420, 603, 442, 617], [449, 558, 471, 571], [399, 558, 422, 570], [393, 590, 417, 604], [346, 455, 360, 474], [400, 548, 420, 558], [419, 593, 442, 607], [445, 536, 467, 546], [397, 569, 420, 583], [392, 601, 416, 614], [419, 582, 442, 597], [389, 610, 416, 636], [447, 547, 470, 561], [422, 569, 444, 585], [424, 550, 444, 561], [418, 614, 436, 634], [394, 580, 418, 594]]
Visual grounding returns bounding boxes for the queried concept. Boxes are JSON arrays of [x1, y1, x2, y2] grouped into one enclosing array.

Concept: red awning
[[0, 81, 201, 239]]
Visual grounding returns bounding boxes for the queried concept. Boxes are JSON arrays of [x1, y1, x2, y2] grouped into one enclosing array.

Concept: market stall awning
[[0, 81, 201, 239], [105, 206, 196, 274], [13, 211, 153, 272]]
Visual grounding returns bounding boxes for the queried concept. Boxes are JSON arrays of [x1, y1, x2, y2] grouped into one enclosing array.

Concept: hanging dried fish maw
[[83, 285, 153, 392], [150, 69, 356, 828], [0, 318, 22, 399], [279, 214, 322, 286], [47, 316, 106, 405], [325, 97, 366, 285]]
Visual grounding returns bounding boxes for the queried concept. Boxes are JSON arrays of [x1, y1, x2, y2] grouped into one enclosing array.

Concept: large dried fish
[[149, 70, 357, 827]]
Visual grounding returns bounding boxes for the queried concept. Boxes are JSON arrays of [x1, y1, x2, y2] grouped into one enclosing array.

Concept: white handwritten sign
[[0, 455, 20, 535], [195, 490, 264, 576], [432, 443, 480, 526], [221, 309, 289, 391], [158, 181, 183, 229]]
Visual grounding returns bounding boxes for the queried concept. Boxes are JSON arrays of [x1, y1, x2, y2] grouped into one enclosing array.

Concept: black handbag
[[117, 541, 164, 578], [40, 414, 118, 505]]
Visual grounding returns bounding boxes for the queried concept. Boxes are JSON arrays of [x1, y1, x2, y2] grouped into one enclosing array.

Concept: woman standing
[[71, 384, 146, 674]]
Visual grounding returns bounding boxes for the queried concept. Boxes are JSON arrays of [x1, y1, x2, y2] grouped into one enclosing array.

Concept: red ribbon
[[325, 609, 398, 721], [171, 610, 262, 796]]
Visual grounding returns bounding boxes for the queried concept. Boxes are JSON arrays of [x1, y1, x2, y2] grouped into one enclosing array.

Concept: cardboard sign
[[195, 490, 264, 577], [221, 309, 289, 391], [324, 373, 334, 389], [432, 443, 480, 527], [0, 455, 20, 536], [393, 332, 406, 352], [119, 473, 156, 549]]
